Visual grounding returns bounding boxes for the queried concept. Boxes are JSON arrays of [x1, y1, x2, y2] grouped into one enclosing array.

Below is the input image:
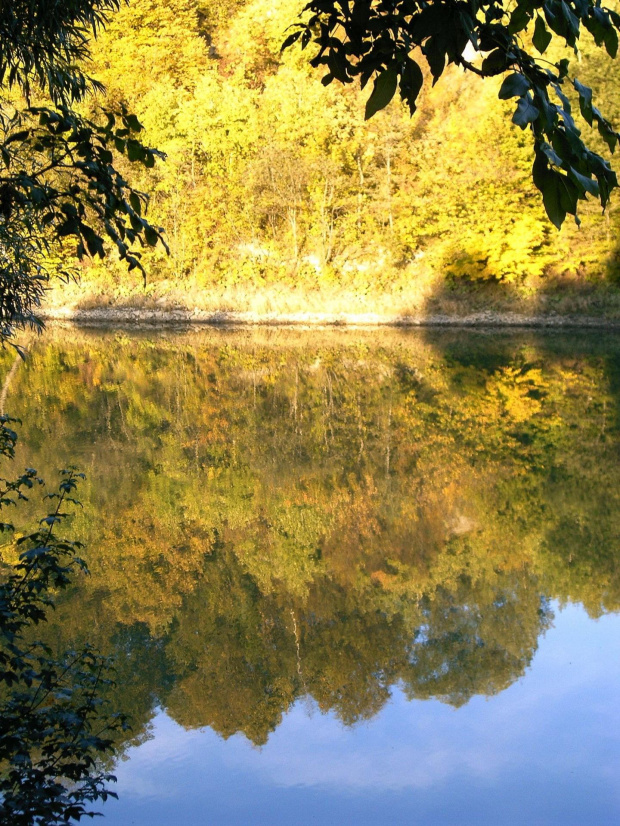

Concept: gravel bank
[[40, 306, 620, 328]]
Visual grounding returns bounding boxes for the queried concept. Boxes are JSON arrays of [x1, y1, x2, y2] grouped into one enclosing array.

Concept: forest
[[37, 0, 620, 319]]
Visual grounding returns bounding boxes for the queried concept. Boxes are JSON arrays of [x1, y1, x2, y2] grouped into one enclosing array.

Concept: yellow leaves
[[0, 540, 20, 566], [493, 367, 544, 423], [90, 0, 209, 97], [41, 0, 618, 303], [473, 364, 548, 426], [370, 569, 395, 588]]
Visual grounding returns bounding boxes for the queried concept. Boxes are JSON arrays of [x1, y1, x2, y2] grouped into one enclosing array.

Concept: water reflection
[[104, 603, 620, 825], [3, 327, 620, 756]]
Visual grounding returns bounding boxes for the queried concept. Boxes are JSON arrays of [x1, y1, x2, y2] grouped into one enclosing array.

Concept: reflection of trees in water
[[4, 329, 620, 749], [66, 550, 551, 747], [403, 583, 552, 707]]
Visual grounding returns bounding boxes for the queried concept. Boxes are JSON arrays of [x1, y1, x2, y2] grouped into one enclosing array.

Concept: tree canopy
[[0, 0, 166, 340], [287, 0, 620, 227]]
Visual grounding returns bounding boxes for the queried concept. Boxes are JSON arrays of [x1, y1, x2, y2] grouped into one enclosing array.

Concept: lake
[[3, 326, 620, 824]]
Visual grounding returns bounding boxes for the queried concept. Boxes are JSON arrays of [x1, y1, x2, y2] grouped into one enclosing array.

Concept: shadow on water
[[3, 323, 620, 754]]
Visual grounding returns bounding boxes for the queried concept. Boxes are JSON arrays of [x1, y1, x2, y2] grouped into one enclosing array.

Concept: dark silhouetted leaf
[[365, 67, 398, 120]]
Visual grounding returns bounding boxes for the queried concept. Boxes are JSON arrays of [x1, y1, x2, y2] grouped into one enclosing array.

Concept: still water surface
[[5, 326, 620, 824]]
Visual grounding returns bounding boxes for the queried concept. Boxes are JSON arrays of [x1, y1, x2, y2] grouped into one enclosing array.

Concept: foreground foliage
[[0, 0, 166, 339], [292, 0, 620, 227], [0, 418, 125, 824]]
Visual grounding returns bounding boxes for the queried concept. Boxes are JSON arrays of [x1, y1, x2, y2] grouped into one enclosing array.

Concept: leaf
[[4, 130, 30, 145], [542, 175, 566, 229], [597, 119, 618, 153], [558, 58, 570, 80], [126, 140, 145, 162], [130, 213, 143, 232], [144, 226, 159, 246], [82, 227, 104, 257], [364, 67, 398, 120], [423, 35, 447, 83], [125, 114, 143, 133], [540, 142, 563, 167], [498, 73, 531, 99], [129, 192, 142, 216], [557, 174, 579, 216], [281, 30, 302, 52], [512, 95, 540, 128], [605, 25, 619, 58], [574, 79, 593, 125], [399, 58, 424, 115], [533, 16, 552, 54], [481, 48, 508, 76], [508, 4, 531, 34], [568, 167, 599, 197], [553, 83, 572, 115]]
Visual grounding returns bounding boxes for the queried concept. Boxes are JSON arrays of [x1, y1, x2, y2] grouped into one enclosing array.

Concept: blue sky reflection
[[102, 602, 620, 825]]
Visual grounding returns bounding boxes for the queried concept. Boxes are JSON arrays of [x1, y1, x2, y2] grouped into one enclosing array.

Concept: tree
[[0, 0, 166, 341], [0, 457, 128, 825], [0, 3, 165, 822], [287, 0, 620, 228]]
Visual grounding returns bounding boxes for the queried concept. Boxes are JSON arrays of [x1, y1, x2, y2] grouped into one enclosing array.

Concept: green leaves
[[0, 102, 168, 337], [568, 166, 599, 197], [573, 79, 620, 152], [512, 95, 540, 127], [0, 455, 126, 825], [498, 73, 531, 99], [144, 225, 159, 246], [481, 48, 510, 76], [544, 172, 579, 228], [574, 79, 594, 124], [400, 58, 424, 115], [126, 139, 145, 162], [364, 60, 424, 119], [365, 67, 398, 120], [532, 137, 614, 228], [129, 191, 142, 215], [533, 16, 552, 54]]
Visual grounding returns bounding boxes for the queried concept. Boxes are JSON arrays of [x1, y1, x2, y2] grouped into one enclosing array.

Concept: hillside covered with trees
[[4, 1, 620, 821], [41, 0, 620, 318]]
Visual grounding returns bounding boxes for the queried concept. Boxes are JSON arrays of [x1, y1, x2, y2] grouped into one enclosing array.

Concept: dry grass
[[40, 268, 620, 322]]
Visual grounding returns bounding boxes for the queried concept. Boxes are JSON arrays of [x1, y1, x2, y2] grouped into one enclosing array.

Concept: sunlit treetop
[[286, 0, 620, 227]]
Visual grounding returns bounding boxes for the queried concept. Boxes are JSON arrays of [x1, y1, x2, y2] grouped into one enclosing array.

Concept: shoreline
[[40, 306, 620, 328]]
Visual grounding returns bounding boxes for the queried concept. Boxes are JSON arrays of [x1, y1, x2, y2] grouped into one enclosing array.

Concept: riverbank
[[38, 306, 620, 327], [39, 274, 620, 327]]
